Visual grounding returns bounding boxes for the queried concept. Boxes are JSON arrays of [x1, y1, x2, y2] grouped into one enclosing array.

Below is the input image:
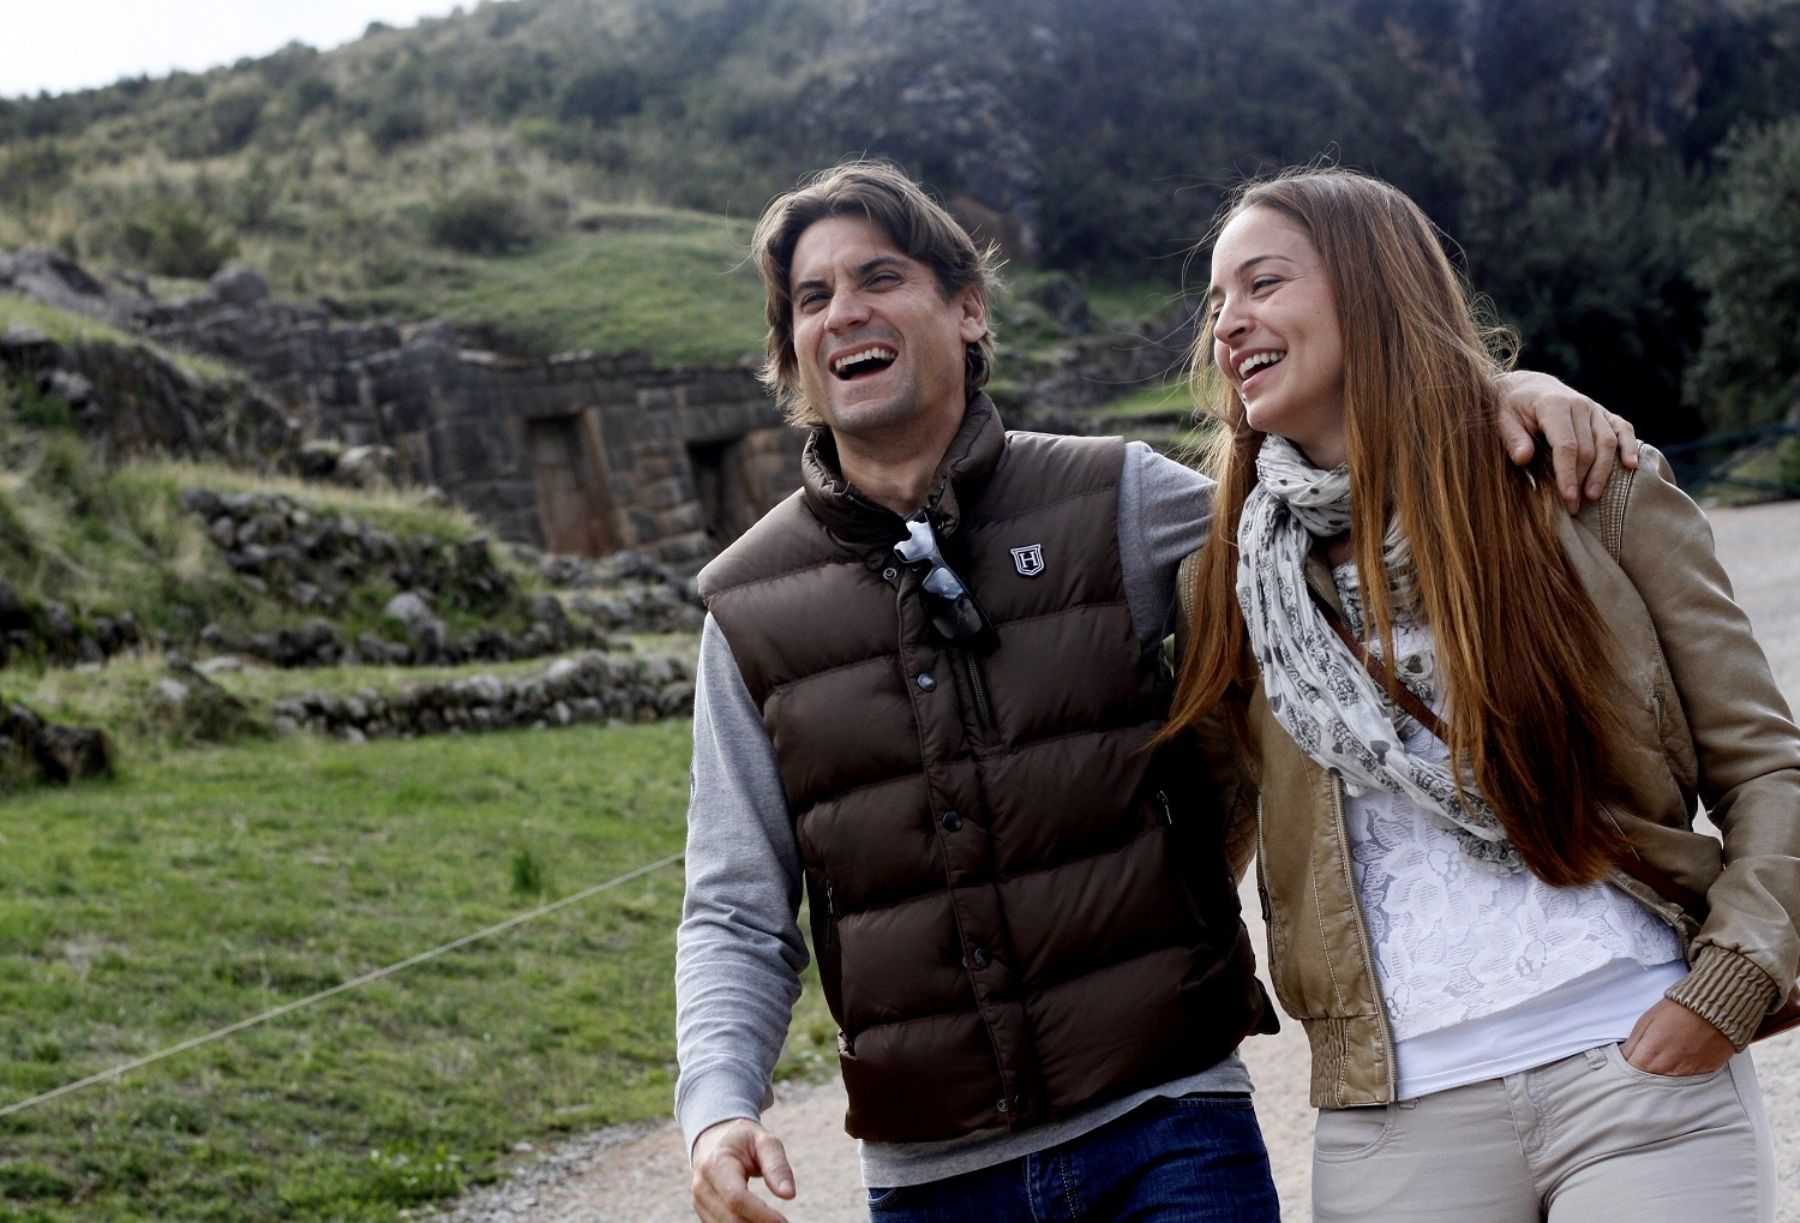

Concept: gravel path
[[438, 498, 1800, 1222]]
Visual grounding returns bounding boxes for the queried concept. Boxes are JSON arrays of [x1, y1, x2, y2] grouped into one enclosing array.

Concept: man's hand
[[1621, 997, 1736, 1077], [691, 1117, 797, 1223], [1494, 370, 1640, 511]]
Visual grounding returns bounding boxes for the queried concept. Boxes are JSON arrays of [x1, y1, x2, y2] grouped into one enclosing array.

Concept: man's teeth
[[832, 346, 897, 374], [1237, 352, 1284, 380]]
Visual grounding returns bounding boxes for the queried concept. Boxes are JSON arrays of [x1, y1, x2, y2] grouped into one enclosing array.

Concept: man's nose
[[825, 290, 870, 330]]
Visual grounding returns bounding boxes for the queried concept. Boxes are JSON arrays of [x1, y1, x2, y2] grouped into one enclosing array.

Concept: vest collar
[[800, 393, 1006, 544]]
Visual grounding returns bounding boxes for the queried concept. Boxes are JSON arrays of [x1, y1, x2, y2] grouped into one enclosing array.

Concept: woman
[[1166, 168, 1798, 1220]]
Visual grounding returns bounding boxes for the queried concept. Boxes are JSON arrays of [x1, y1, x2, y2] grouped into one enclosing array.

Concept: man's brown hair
[[751, 160, 1000, 427]]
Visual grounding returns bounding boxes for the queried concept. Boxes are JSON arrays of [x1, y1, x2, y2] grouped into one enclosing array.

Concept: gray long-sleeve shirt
[[674, 442, 1252, 1189]]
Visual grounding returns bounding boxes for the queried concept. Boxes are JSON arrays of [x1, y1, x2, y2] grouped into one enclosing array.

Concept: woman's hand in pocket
[[1621, 998, 1735, 1076]]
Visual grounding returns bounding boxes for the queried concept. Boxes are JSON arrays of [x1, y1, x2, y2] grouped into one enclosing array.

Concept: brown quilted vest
[[699, 396, 1269, 1142]]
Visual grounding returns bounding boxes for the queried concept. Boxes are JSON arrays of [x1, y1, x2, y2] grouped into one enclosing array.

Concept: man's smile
[[831, 344, 898, 380]]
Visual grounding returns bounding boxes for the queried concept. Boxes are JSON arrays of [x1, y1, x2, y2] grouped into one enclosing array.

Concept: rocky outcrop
[[182, 487, 515, 614], [1, 702, 114, 785], [0, 321, 299, 468], [0, 249, 157, 332], [179, 488, 703, 669], [0, 580, 145, 669], [269, 650, 696, 741]]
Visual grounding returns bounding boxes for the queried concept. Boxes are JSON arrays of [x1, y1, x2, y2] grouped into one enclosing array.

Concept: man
[[676, 161, 1634, 1222]]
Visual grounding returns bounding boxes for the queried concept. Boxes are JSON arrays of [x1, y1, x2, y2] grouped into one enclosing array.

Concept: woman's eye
[[1252, 276, 1280, 293]]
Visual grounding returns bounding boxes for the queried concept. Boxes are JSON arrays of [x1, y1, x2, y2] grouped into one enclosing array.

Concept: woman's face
[[1209, 205, 1347, 468]]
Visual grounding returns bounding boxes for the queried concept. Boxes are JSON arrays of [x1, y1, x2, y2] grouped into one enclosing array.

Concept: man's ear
[[957, 288, 988, 345]]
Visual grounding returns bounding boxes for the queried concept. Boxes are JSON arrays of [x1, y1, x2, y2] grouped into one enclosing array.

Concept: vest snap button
[[882, 566, 898, 582], [995, 1098, 1009, 1113], [1013, 1094, 1027, 1109], [941, 811, 962, 831], [968, 947, 990, 969], [916, 673, 936, 692]]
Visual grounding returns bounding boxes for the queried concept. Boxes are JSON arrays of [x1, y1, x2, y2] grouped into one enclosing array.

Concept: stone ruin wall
[[141, 274, 801, 572], [0, 252, 801, 573]]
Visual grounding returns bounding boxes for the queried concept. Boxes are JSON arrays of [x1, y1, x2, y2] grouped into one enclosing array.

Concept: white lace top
[[1329, 575, 1683, 1045]]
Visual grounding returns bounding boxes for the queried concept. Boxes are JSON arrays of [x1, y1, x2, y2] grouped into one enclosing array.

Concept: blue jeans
[[865, 1093, 1279, 1222]]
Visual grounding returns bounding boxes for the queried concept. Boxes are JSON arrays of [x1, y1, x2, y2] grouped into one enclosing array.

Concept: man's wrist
[[691, 1113, 761, 1161]]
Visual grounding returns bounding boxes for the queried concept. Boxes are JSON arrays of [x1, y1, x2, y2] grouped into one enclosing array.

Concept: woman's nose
[[1215, 300, 1249, 341]]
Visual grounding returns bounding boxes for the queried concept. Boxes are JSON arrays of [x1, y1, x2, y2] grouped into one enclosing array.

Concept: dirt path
[[438, 498, 1800, 1222]]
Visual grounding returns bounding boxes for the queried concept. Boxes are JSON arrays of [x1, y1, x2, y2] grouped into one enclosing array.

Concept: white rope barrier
[[0, 851, 685, 1119]]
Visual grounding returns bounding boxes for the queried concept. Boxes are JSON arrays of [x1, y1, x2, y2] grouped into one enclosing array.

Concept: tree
[[1687, 117, 1800, 430]]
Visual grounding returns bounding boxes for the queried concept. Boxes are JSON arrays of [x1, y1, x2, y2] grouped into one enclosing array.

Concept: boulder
[[336, 444, 399, 488], [209, 265, 270, 307], [383, 590, 436, 628], [33, 724, 115, 784]]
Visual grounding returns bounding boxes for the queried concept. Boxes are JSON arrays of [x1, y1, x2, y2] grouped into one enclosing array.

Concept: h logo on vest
[[1010, 544, 1046, 577]]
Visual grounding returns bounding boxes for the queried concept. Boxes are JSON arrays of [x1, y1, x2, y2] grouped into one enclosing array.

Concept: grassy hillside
[[344, 205, 766, 362]]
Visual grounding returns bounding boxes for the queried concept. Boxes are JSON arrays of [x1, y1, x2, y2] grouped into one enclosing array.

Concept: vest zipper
[[824, 881, 838, 947], [963, 652, 995, 731]]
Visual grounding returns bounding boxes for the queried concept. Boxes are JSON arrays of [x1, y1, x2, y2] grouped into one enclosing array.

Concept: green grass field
[[0, 721, 832, 1220], [342, 207, 766, 365]]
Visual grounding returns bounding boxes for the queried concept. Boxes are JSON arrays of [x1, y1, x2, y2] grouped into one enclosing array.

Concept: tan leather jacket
[[1183, 447, 1800, 1108]]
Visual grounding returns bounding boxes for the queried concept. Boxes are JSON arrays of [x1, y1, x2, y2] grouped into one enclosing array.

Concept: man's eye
[[798, 292, 827, 312]]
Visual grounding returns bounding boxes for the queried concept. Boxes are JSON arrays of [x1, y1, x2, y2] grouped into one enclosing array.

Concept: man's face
[[787, 215, 986, 446]]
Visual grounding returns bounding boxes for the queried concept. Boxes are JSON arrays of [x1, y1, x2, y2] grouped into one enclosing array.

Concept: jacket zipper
[[1254, 797, 1272, 922], [823, 881, 838, 948], [1333, 778, 1398, 1102]]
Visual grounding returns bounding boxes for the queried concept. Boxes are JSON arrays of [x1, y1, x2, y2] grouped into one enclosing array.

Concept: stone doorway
[[527, 412, 618, 556], [687, 437, 762, 552]]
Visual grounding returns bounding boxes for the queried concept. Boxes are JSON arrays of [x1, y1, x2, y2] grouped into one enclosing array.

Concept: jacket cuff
[[1665, 944, 1784, 1050]]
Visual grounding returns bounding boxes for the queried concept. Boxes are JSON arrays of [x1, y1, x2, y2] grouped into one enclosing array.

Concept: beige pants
[[1311, 1044, 1776, 1222]]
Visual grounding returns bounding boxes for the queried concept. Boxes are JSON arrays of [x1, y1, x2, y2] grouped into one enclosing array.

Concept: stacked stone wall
[[6, 251, 803, 569]]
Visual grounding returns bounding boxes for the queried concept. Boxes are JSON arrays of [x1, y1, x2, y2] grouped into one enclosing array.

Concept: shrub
[[118, 200, 239, 278], [205, 85, 270, 155], [424, 189, 537, 255], [369, 100, 430, 152], [0, 138, 70, 206], [558, 65, 645, 125], [292, 74, 339, 117]]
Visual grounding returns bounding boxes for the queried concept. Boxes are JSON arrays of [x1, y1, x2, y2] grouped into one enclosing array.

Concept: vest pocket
[[807, 868, 844, 1020]]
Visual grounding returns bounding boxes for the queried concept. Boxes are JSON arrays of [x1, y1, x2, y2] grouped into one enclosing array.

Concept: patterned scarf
[[1236, 434, 1522, 873]]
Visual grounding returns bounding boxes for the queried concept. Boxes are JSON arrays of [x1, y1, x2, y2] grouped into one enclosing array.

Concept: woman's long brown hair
[[1165, 169, 1629, 887]]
